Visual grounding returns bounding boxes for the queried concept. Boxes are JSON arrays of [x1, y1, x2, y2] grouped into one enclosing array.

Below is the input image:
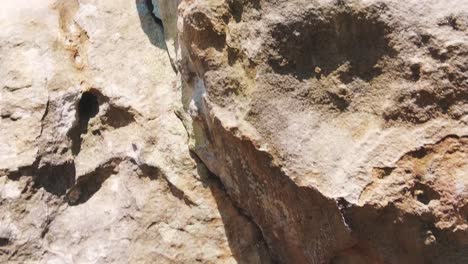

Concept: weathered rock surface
[[1, 0, 467, 263], [0, 0, 271, 263], [175, 0, 468, 263]]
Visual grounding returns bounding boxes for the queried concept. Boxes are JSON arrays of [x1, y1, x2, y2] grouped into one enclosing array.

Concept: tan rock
[[1, 0, 467, 263], [176, 0, 468, 263], [0, 0, 271, 263]]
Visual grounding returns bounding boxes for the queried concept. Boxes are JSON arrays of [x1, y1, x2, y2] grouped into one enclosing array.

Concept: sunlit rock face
[[0, 0, 271, 263], [175, 0, 468, 263], [1, 0, 467, 263]]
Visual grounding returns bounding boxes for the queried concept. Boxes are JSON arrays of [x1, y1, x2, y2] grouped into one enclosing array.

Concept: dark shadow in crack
[[69, 90, 100, 155], [139, 162, 196, 206], [190, 152, 275, 264], [136, 0, 178, 73], [136, 0, 272, 261], [136, 0, 167, 50], [35, 161, 76, 196], [66, 158, 120, 205]]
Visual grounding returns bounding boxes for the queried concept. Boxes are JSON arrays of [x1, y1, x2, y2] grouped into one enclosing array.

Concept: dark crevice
[[34, 161, 76, 196], [438, 15, 466, 31], [410, 63, 422, 81], [40, 217, 54, 239], [138, 0, 178, 73], [190, 151, 277, 263], [8, 153, 76, 197], [66, 158, 196, 207], [0, 237, 10, 247], [145, 0, 163, 27], [138, 162, 197, 206], [412, 182, 441, 205], [167, 180, 197, 207], [66, 158, 121, 205], [39, 97, 50, 138], [407, 135, 464, 159], [137, 163, 161, 180], [78, 92, 99, 120], [69, 91, 100, 155]]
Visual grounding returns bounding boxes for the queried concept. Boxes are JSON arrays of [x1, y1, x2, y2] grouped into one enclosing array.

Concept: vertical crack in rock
[[192, 114, 354, 263], [145, 0, 163, 27], [69, 91, 100, 155], [142, 0, 178, 73], [190, 151, 276, 263], [135, 5, 276, 261]]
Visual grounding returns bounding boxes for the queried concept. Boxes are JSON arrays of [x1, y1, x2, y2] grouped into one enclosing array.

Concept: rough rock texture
[[174, 0, 468, 263], [1, 0, 467, 263], [0, 0, 271, 263]]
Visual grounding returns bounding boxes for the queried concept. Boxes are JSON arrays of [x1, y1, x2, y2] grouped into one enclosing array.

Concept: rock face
[[0, 0, 271, 263], [0, 0, 467, 263], [175, 0, 468, 263]]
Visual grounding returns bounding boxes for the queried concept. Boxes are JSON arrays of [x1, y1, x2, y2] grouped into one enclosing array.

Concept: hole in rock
[[268, 9, 394, 80], [78, 91, 99, 120], [35, 161, 76, 196], [0, 237, 9, 247], [410, 63, 421, 81], [70, 91, 100, 155], [412, 182, 440, 205]]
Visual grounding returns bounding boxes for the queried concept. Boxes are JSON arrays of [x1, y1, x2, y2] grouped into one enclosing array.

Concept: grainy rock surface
[[175, 0, 468, 263], [0, 1, 271, 263], [1, 0, 467, 263]]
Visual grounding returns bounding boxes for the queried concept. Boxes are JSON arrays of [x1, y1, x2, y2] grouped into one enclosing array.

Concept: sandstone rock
[[176, 0, 468, 263], [0, 0, 271, 263], [1, 0, 467, 263]]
